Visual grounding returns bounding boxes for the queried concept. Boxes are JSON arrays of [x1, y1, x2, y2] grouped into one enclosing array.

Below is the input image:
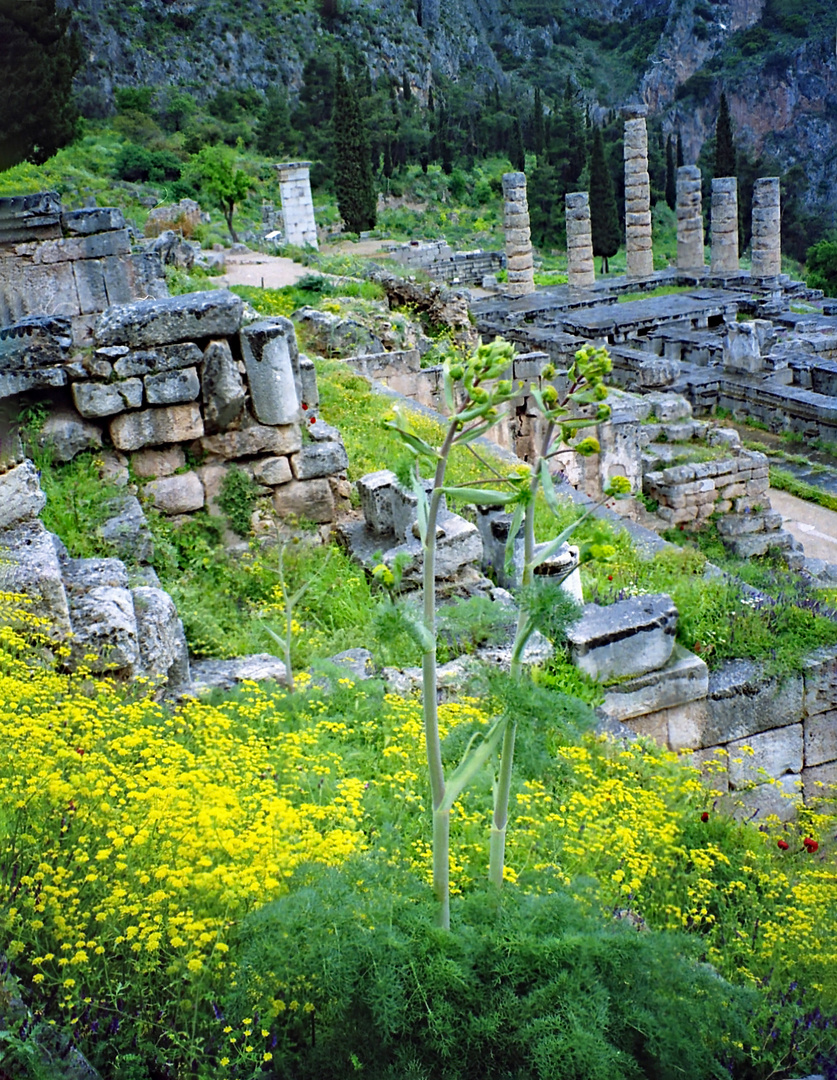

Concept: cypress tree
[[509, 114, 525, 172], [676, 130, 684, 168], [589, 126, 620, 274], [665, 134, 676, 210], [333, 65, 377, 234], [0, 0, 82, 169], [532, 87, 545, 156], [714, 93, 736, 178]]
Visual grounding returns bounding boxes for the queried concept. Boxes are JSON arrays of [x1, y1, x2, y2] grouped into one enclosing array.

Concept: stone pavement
[[769, 487, 837, 563]]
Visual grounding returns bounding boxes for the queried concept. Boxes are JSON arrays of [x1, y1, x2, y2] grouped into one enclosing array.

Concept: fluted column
[[623, 106, 653, 278], [676, 165, 704, 270], [751, 177, 781, 278], [566, 192, 595, 289], [710, 177, 739, 274], [502, 172, 535, 297]]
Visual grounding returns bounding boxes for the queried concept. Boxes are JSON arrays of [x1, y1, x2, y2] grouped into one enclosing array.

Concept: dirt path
[[216, 239, 393, 291], [769, 487, 837, 563]]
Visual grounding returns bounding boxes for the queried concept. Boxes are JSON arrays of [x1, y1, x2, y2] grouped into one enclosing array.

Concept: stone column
[[751, 177, 781, 278], [710, 177, 739, 274], [623, 106, 653, 278], [275, 161, 318, 249], [676, 165, 704, 270], [502, 172, 535, 297], [565, 192, 595, 289]]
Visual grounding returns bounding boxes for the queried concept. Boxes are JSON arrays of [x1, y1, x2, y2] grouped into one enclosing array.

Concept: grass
[[618, 284, 695, 303], [770, 466, 837, 512]]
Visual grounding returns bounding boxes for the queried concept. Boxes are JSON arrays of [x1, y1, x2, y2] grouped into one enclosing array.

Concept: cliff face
[[62, 0, 837, 222]]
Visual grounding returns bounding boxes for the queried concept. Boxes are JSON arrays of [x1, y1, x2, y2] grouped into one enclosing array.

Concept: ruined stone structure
[[622, 107, 654, 278], [565, 192, 596, 289], [383, 239, 505, 286], [676, 165, 704, 271], [0, 193, 166, 345], [502, 172, 535, 297], [275, 162, 318, 249], [710, 177, 739, 274], [751, 177, 781, 278]]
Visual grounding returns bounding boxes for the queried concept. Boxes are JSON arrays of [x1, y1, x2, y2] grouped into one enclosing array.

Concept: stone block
[[803, 711, 837, 767], [272, 478, 335, 523], [113, 342, 203, 378], [290, 441, 348, 480], [131, 586, 190, 686], [110, 403, 204, 452], [72, 379, 143, 418], [201, 339, 245, 434], [567, 593, 678, 682], [299, 355, 319, 410], [61, 207, 126, 234], [131, 445, 186, 479], [357, 470, 397, 534], [0, 460, 46, 530], [727, 724, 803, 789], [726, 773, 801, 822], [145, 471, 205, 515], [198, 421, 300, 461], [0, 521, 71, 638], [703, 660, 804, 746], [100, 495, 154, 563], [802, 760, 837, 808], [95, 289, 243, 348], [251, 456, 293, 486], [599, 643, 708, 722], [62, 557, 139, 672], [72, 259, 109, 315], [38, 409, 103, 462], [240, 319, 301, 425], [189, 653, 288, 694], [144, 366, 200, 405], [802, 645, 837, 716]]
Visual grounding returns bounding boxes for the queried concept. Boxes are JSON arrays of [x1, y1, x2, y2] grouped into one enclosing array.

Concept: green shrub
[[218, 466, 262, 537]]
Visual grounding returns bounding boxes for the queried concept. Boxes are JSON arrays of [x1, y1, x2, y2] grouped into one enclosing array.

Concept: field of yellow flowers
[[1, 591, 836, 1078]]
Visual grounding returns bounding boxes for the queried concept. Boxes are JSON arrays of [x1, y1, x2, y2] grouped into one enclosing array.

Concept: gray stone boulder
[[145, 472, 205, 515], [131, 586, 190, 686], [94, 290, 243, 348], [188, 653, 288, 693], [62, 557, 139, 672], [290, 441, 348, 480], [37, 409, 103, 462], [292, 306, 384, 357], [0, 460, 47, 530], [100, 495, 154, 563], [110, 402, 204, 452], [114, 342, 203, 378], [567, 594, 678, 682], [144, 366, 200, 405], [0, 520, 71, 638], [72, 379, 143, 418], [149, 229, 196, 269], [201, 339, 245, 433]]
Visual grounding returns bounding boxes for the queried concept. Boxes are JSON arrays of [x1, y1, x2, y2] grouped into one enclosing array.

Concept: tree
[[0, 0, 82, 169], [531, 87, 545, 156], [255, 88, 294, 157], [714, 92, 736, 178], [589, 127, 620, 274], [509, 115, 525, 172], [332, 65, 377, 234], [806, 240, 837, 297], [186, 146, 253, 243], [665, 134, 676, 210], [676, 130, 684, 168]]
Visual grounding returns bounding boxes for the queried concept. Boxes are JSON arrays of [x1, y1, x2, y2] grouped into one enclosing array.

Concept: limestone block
[[727, 773, 801, 822], [190, 653, 288, 693], [95, 290, 243, 348], [507, 253, 534, 272], [686, 744, 730, 792], [625, 211, 652, 228], [724, 322, 762, 373], [114, 342, 203, 378], [357, 470, 397, 534], [131, 445, 186, 479], [72, 259, 109, 315], [802, 645, 837, 716], [567, 593, 678, 682], [61, 207, 127, 234], [504, 227, 531, 246], [703, 661, 804, 746], [72, 379, 143, 418], [0, 521, 71, 637], [299, 354, 319, 410], [145, 366, 200, 405], [395, 514, 483, 583], [38, 409, 103, 463], [290, 441, 349, 480], [63, 557, 139, 671], [100, 494, 154, 563], [110, 403, 204, 452], [201, 339, 245, 434], [727, 724, 803, 788], [240, 319, 301, 426], [194, 464, 228, 517], [145, 472, 205, 515], [803, 711, 837, 767], [198, 421, 300, 460], [272, 478, 335, 523], [251, 456, 293, 486], [33, 230, 131, 264], [802, 759, 837, 807], [131, 586, 190, 685], [0, 460, 46, 530], [599, 643, 708, 722]]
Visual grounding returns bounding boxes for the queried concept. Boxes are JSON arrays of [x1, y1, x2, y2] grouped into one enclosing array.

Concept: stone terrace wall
[[0, 193, 167, 345], [384, 240, 505, 286]]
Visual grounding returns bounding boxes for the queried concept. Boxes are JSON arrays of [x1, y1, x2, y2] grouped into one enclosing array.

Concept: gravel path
[[769, 488, 837, 563]]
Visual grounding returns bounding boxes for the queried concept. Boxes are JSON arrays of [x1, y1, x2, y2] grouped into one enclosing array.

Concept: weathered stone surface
[[100, 495, 154, 563], [201, 339, 245, 433], [240, 319, 301, 425], [272, 478, 335, 523], [0, 520, 71, 637], [567, 594, 678, 681], [599, 644, 708, 722], [357, 470, 397, 534], [290, 441, 348, 480], [292, 307, 383, 357], [326, 647, 376, 681], [113, 342, 203, 378], [727, 772, 801, 823], [110, 403, 204, 451], [751, 177, 781, 278], [802, 759, 837, 807], [727, 724, 804, 788], [703, 661, 804, 746], [63, 557, 139, 671], [251, 456, 293, 486], [61, 206, 126, 235], [38, 409, 102, 462], [803, 645, 837, 717], [0, 460, 46, 529], [131, 586, 190, 686], [72, 379, 143, 418], [130, 445, 186, 479], [144, 366, 200, 405], [804, 711, 837, 767], [198, 421, 301, 460], [189, 653, 288, 693], [724, 322, 763, 373], [0, 315, 72, 399], [145, 472, 205, 515], [95, 290, 243, 348]]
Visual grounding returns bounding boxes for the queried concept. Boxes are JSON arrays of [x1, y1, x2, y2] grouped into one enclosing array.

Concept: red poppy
[[700, 811, 709, 823], [310, 416, 316, 424], [607, 575, 613, 581], [803, 837, 819, 853], [777, 839, 789, 851], [76, 747, 85, 756], [301, 402, 309, 410]]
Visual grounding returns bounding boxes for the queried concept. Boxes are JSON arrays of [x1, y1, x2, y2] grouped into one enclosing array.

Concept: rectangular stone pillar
[[751, 177, 781, 278], [710, 177, 739, 274], [502, 172, 535, 297], [676, 165, 704, 270], [275, 161, 318, 249], [623, 106, 653, 278], [565, 192, 595, 288]]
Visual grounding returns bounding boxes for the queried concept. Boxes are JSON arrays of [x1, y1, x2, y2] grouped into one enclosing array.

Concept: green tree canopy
[[0, 0, 81, 169], [186, 146, 253, 243], [714, 92, 736, 178], [332, 65, 377, 234], [806, 239, 837, 297], [589, 126, 621, 273]]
